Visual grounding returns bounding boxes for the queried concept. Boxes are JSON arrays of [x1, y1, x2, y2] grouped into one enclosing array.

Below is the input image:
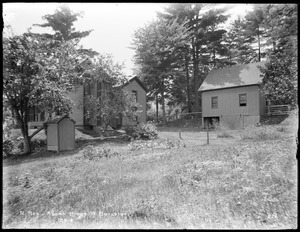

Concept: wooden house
[[198, 62, 266, 129], [120, 76, 148, 127], [28, 76, 147, 130]]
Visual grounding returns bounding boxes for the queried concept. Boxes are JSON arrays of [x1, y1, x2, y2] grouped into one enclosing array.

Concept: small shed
[[46, 115, 76, 151]]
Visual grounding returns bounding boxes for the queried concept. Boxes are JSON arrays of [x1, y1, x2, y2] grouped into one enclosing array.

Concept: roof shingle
[[198, 62, 266, 92]]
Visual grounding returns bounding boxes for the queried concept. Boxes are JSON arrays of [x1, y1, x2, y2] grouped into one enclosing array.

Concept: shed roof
[[46, 114, 76, 124], [124, 76, 148, 93], [198, 62, 265, 92]]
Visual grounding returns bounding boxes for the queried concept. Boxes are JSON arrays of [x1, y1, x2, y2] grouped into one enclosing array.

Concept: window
[[239, 94, 247, 107], [132, 90, 138, 122], [28, 107, 36, 122], [132, 90, 138, 102], [211, 97, 218, 109]]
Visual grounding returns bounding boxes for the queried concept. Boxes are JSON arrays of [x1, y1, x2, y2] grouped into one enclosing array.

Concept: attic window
[[211, 96, 218, 109], [239, 94, 247, 107], [132, 90, 138, 102]]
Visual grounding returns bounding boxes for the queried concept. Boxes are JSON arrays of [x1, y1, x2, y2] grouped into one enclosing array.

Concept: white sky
[[3, 3, 253, 76]]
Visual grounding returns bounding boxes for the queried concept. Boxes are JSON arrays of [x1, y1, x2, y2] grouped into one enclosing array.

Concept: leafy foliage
[[132, 17, 192, 123], [3, 33, 90, 154], [33, 4, 93, 42], [81, 54, 140, 130], [223, 17, 258, 65], [259, 4, 297, 106]]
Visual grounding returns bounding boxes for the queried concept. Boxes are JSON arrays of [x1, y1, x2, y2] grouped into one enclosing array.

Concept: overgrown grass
[[240, 125, 281, 140], [3, 114, 298, 229], [215, 122, 234, 138]]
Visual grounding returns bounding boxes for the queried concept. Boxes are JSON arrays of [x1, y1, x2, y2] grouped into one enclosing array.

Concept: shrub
[[3, 136, 23, 157], [82, 145, 121, 160], [124, 122, 158, 140], [3, 139, 14, 158]]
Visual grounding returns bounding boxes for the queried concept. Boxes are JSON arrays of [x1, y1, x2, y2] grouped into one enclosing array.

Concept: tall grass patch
[[215, 121, 234, 138], [240, 125, 281, 140], [3, 120, 297, 229]]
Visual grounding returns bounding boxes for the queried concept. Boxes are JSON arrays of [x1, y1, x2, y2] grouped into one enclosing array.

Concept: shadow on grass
[[158, 127, 202, 133], [3, 136, 130, 167]]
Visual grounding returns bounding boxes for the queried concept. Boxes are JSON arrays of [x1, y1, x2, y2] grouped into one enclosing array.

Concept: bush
[[124, 122, 158, 140], [3, 139, 14, 158], [82, 145, 121, 160]]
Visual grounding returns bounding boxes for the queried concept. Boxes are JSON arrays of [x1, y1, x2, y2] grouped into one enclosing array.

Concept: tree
[[223, 17, 257, 65], [244, 4, 268, 62], [259, 4, 297, 106], [3, 33, 89, 154], [158, 4, 229, 113], [34, 4, 92, 42], [33, 4, 97, 57], [132, 17, 191, 123], [82, 54, 140, 130]]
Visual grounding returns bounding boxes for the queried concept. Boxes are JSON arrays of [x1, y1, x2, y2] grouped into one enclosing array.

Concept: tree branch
[[29, 125, 46, 140]]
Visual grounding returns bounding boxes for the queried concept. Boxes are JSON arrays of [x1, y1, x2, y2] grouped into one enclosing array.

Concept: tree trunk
[[156, 94, 159, 122], [160, 79, 167, 125], [22, 131, 32, 154], [257, 25, 261, 62], [193, 44, 201, 113], [185, 55, 191, 113], [20, 119, 31, 154]]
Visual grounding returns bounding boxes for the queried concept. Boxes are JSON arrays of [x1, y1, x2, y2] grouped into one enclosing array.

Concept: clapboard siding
[[68, 86, 84, 127], [122, 80, 147, 126], [201, 85, 265, 128]]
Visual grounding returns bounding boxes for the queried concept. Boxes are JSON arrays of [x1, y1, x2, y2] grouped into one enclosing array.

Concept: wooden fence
[[165, 112, 202, 121], [266, 105, 290, 116]]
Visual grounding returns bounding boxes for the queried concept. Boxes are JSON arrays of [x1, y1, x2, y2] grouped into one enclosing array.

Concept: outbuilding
[[46, 115, 76, 151], [198, 62, 267, 129]]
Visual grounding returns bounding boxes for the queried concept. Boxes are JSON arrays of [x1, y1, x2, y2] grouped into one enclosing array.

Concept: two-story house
[[28, 76, 147, 130]]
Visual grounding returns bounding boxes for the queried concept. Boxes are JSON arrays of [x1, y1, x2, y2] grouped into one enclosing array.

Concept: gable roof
[[46, 114, 76, 125], [198, 62, 266, 92], [124, 76, 148, 93]]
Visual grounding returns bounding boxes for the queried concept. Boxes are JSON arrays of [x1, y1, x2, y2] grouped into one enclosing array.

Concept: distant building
[[198, 62, 267, 129], [28, 76, 147, 130]]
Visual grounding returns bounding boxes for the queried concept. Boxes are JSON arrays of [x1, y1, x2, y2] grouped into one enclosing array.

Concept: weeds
[[215, 122, 234, 138], [276, 126, 289, 133], [217, 131, 234, 138], [2, 112, 297, 229], [128, 138, 186, 151], [82, 146, 121, 160], [240, 125, 281, 140]]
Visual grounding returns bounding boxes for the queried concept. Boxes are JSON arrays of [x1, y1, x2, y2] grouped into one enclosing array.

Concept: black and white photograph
[[3, 3, 298, 229]]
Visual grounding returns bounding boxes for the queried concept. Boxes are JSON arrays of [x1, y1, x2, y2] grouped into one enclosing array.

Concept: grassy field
[[2, 112, 298, 229]]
